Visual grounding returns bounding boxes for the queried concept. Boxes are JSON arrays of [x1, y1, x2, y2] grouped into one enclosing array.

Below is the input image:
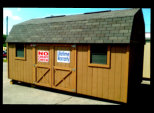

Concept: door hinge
[[72, 89, 76, 92], [33, 81, 36, 84], [31, 44, 36, 47], [72, 44, 76, 48], [72, 68, 76, 71]]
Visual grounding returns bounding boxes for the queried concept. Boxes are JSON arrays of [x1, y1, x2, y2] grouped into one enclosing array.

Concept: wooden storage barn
[[6, 8, 145, 103]]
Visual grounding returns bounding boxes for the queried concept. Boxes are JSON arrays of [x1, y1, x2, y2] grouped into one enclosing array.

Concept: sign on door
[[57, 50, 70, 63], [38, 50, 49, 62]]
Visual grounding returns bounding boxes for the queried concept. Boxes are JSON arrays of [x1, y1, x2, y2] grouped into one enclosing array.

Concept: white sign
[[38, 50, 49, 62], [57, 50, 70, 63]]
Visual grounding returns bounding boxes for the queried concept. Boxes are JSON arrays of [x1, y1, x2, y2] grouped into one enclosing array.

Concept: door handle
[[33, 64, 36, 67], [72, 68, 76, 72]]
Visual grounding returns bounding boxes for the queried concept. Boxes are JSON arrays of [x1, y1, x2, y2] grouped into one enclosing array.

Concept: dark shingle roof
[[6, 8, 142, 43]]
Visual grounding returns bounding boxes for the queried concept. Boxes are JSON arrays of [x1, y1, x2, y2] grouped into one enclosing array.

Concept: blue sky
[[3, 8, 151, 35]]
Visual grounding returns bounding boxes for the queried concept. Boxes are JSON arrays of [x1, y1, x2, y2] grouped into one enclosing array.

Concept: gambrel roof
[[6, 8, 145, 44]]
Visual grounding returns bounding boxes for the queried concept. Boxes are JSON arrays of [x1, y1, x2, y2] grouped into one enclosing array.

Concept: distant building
[[143, 32, 150, 80], [3, 47, 7, 51]]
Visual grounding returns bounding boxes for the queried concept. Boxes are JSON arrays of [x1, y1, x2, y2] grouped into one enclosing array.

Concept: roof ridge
[[16, 8, 140, 26]]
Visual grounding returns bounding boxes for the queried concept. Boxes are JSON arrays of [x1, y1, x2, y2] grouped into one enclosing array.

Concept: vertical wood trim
[[102, 68, 109, 99], [87, 44, 92, 95], [92, 68, 98, 97], [108, 46, 116, 100], [97, 68, 103, 98], [120, 46, 127, 102], [14, 45, 17, 80], [8, 44, 12, 78], [123, 45, 130, 103], [87, 66, 92, 95], [80, 45, 83, 93], [77, 45, 83, 93], [87, 45, 90, 66], [32, 46, 36, 83], [114, 46, 122, 101], [73, 45, 77, 91], [12, 44, 15, 79], [6, 43, 9, 78], [82, 46, 87, 94], [50, 45, 53, 87], [107, 46, 111, 67], [52, 46, 55, 87]]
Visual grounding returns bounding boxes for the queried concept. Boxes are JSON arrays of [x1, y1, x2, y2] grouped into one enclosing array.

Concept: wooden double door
[[33, 44, 76, 92]]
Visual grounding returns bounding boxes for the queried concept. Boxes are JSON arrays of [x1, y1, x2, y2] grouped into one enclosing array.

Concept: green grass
[[3, 58, 7, 62]]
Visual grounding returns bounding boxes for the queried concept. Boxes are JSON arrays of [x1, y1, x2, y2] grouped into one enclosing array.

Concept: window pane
[[90, 45, 107, 64], [16, 44, 24, 57]]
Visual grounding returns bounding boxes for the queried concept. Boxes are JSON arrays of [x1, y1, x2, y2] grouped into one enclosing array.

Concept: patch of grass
[[3, 58, 7, 62]]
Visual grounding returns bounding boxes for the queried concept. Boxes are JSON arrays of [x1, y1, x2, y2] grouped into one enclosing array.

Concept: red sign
[[38, 50, 49, 62]]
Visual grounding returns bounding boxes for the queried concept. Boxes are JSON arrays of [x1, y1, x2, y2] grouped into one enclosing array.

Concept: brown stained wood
[[114, 46, 122, 101], [97, 68, 103, 98], [50, 46, 54, 88], [8, 44, 12, 79], [55, 70, 72, 86], [49, 46, 52, 86], [108, 46, 116, 100], [13, 44, 16, 79], [20, 57, 22, 81], [27, 46, 33, 83], [32, 46, 36, 83], [102, 68, 109, 99], [65, 47, 69, 88], [87, 66, 93, 95], [14, 44, 17, 80], [54, 66, 71, 71], [121, 46, 129, 103], [72, 47, 77, 91], [76, 45, 129, 103], [69, 48, 73, 89], [7, 43, 9, 78], [77, 45, 83, 94], [82, 46, 88, 94], [120, 46, 128, 103], [52, 45, 76, 92], [8, 43, 130, 103], [92, 67, 98, 97], [34, 46, 51, 87], [37, 68, 50, 83], [8, 44, 33, 83], [22, 54, 25, 82]]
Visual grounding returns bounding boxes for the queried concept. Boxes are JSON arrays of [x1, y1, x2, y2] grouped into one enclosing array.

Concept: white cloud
[[17, 8, 21, 11], [3, 10, 13, 19], [3, 9, 21, 21], [12, 16, 21, 20], [3, 27, 6, 34], [3, 25, 12, 35]]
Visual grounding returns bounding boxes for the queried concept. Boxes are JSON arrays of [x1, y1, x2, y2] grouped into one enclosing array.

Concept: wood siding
[[8, 43, 129, 103], [8, 44, 33, 83], [77, 45, 129, 103]]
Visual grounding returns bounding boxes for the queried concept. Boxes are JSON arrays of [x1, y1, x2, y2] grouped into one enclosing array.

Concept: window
[[88, 45, 110, 68], [15, 44, 25, 60]]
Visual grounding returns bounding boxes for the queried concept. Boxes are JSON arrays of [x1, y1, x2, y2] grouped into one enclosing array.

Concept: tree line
[[3, 34, 7, 47]]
